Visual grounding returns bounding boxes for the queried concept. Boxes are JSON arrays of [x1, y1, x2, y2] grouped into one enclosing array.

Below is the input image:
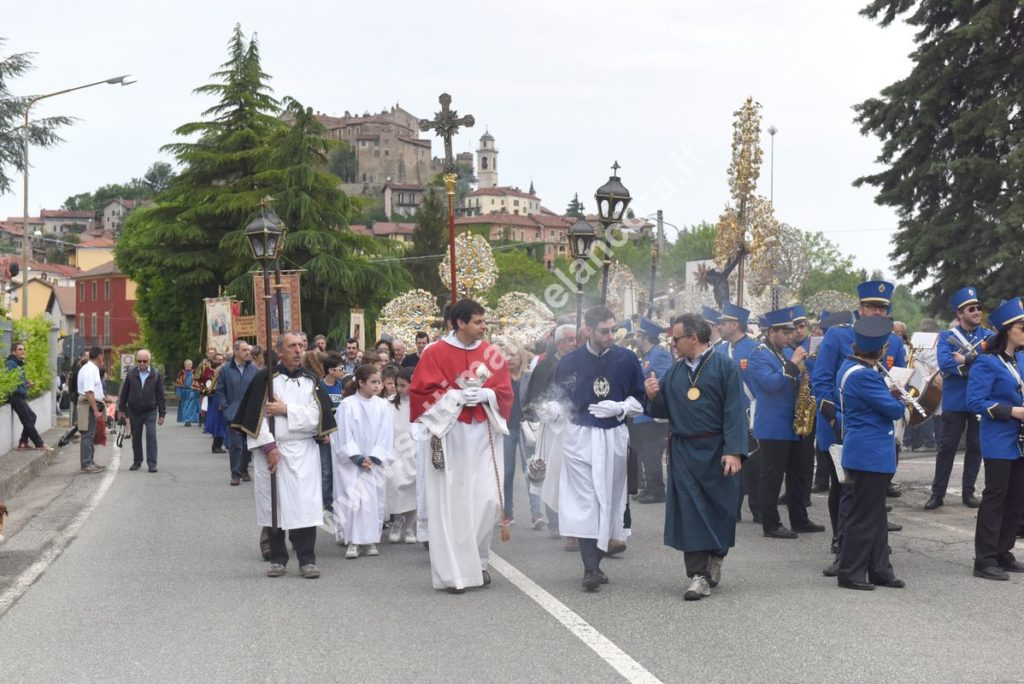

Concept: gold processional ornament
[[805, 290, 859, 319], [378, 289, 444, 347], [439, 232, 498, 299], [494, 292, 554, 350]]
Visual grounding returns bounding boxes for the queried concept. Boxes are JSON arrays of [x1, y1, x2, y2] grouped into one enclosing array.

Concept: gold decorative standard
[[439, 233, 498, 299]]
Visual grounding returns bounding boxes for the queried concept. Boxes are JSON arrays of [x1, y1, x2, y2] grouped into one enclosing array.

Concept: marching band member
[[925, 286, 994, 510], [630, 318, 673, 504], [748, 307, 824, 538], [715, 303, 759, 521], [813, 281, 906, 569], [835, 317, 907, 590], [966, 297, 1024, 581]]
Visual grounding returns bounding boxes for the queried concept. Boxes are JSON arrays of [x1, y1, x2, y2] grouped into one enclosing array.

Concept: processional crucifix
[[419, 93, 474, 304]]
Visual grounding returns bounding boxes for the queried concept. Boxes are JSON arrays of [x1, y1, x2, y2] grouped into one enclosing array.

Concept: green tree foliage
[[116, 25, 284, 365], [61, 161, 176, 212], [407, 188, 448, 299], [0, 39, 73, 196], [660, 222, 718, 286], [142, 161, 175, 194], [565, 193, 585, 218], [797, 230, 864, 302], [853, 0, 1024, 313], [241, 98, 410, 339], [327, 142, 357, 183], [486, 248, 558, 304]]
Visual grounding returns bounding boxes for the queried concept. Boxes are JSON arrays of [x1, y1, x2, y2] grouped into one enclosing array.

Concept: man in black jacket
[[117, 349, 166, 472]]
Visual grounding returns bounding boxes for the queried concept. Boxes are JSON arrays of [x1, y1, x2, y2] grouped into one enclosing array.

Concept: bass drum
[[909, 370, 943, 427]]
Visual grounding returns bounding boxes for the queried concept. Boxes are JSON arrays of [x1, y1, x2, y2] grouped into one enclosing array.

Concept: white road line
[[0, 443, 121, 617], [490, 552, 663, 684]]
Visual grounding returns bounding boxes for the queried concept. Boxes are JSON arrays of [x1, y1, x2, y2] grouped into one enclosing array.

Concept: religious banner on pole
[[204, 297, 234, 354], [349, 309, 366, 351], [253, 270, 302, 348], [233, 316, 256, 338]]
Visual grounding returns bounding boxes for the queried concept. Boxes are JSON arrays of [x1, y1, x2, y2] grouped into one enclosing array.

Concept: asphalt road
[[1, 423, 1021, 683]]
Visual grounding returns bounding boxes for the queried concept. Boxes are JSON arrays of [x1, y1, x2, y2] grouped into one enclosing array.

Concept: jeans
[[319, 441, 333, 511], [80, 402, 101, 467], [503, 429, 541, 520], [128, 408, 159, 466], [227, 428, 251, 478], [10, 393, 42, 446]]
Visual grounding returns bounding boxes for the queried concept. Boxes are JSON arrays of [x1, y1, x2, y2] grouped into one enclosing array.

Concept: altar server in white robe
[[234, 331, 337, 579], [409, 299, 514, 593], [548, 306, 645, 592], [387, 367, 419, 543], [333, 366, 394, 559]]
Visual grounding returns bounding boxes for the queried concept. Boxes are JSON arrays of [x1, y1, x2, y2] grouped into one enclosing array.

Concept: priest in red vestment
[[410, 299, 513, 593]]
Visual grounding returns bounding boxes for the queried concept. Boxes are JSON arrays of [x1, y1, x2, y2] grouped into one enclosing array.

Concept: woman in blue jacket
[[835, 317, 908, 590], [966, 297, 1024, 581]]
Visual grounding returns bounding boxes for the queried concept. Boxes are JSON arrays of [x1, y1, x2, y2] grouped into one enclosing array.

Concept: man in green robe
[[646, 313, 748, 601]]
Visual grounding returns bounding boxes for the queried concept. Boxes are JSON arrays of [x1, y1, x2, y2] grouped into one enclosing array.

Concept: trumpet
[[951, 336, 986, 363], [877, 364, 928, 419]]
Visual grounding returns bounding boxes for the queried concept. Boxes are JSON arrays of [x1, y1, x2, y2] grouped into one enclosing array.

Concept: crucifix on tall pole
[[419, 93, 474, 305]]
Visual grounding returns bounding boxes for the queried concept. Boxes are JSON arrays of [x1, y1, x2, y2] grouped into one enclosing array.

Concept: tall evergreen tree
[[854, 0, 1023, 311], [116, 25, 284, 365], [565, 193, 585, 217], [0, 38, 73, 195], [240, 98, 410, 338], [407, 188, 447, 299]]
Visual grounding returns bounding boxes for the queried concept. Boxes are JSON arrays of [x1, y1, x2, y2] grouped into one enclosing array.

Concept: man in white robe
[[234, 331, 337, 579], [409, 299, 514, 593]]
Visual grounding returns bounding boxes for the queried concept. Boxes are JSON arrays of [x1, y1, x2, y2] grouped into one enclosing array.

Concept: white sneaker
[[322, 509, 335, 533], [366, 544, 379, 556], [388, 518, 403, 543], [403, 531, 418, 544], [684, 575, 711, 601], [345, 543, 359, 559]]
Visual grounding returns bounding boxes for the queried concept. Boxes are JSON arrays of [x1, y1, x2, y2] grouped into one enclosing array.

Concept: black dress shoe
[[212, 447, 227, 454], [446, 587, 467, 594], [838, 578, 875, 591], [885, 504, 893, 512], [148, 466, 157, 473], [999, 559, 1024, 573], [794, 522, 826, 533], [764, 526, 798, 539], [924, 495, 943, 510], [636, 491, 665, 504], [873, 578, 905, 588], [596, 568, 609, 584], [886, 485, 902, 498], [822, 561, 840, 577], [887, 521, 903, 532], [974, 566, 1010, 581], [129, 463, 141, 471], [810, 484, 829, 494], [582, 571, 601, 591], [962, 494, 981, 508]]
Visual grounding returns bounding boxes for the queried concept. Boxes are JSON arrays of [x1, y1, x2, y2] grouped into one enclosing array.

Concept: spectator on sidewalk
[[117, 349, 166, 472], [5, 342, 47, 450], [77, 347, 107, 474]]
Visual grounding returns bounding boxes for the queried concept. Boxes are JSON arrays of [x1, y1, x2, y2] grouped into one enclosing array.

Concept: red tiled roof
[[0, 221, 25, 236], [74, 261, 123, 279], [78, 238, 115, 248], [105, 199, 138, 210], [53, 285, 76, 316], [466, 186, 539, 201], [348, 224, 372, 236], [456, 213, 541, 228], [372, 222, 416, 236], [41, 209, 95, 219], [6, 216, 43, 225], [13, 257, 80, 277]]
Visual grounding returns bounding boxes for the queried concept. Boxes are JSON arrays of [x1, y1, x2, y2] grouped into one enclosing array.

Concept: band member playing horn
[[748, 307, 824, 538], [966, 297, 1024, 581], [925, 287, 994, 511]]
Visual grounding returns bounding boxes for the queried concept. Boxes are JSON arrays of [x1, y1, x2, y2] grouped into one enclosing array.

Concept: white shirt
[[77, 360, 105, 399]]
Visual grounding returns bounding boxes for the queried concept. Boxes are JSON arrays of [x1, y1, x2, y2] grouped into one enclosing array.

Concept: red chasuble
[[409, 337, 514, 424]]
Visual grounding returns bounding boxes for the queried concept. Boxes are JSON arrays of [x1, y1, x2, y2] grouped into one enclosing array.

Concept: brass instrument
[[793, 366, 816, 436]]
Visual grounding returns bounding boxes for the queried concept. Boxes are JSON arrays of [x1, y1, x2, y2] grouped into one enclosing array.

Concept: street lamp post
[[21, 74, 134, 317], [244, 198, 286, 530], [593, 161, 632, 306], [567, 216, 597, 330]]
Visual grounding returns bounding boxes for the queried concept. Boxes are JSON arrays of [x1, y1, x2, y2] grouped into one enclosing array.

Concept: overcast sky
[[3, 1, 918, 282]]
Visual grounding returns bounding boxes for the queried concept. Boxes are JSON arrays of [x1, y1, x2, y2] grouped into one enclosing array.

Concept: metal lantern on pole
[[567, 216, 597, 330], [244, 197, 286, 530], [593, 161, 632, 305]]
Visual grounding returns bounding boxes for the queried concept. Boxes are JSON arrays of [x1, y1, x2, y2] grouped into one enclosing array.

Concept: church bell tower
[[476, 130, 498, 189]]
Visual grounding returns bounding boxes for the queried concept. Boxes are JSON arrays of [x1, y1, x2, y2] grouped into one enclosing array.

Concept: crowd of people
[[49, 276, 1024, 599]]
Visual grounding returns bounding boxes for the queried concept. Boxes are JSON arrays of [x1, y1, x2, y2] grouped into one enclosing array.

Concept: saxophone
[[793, 366, 816, 436]]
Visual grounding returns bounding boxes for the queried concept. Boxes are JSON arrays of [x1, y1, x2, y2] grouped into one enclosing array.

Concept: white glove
[[463, 387, 484, 405], [588, 400, 623, 419], [536, 400, 563, 423]]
